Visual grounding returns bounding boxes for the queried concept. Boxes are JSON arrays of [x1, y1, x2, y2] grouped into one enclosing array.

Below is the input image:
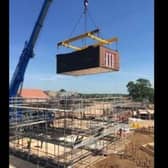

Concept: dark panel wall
[[57, 46, 100, 73]]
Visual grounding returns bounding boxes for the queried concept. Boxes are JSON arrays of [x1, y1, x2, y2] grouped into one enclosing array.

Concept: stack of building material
[[128, 118, 154, 129]]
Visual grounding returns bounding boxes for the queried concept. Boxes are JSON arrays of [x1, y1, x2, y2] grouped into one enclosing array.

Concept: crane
[[9, 0, 91, 125], [9, 0, 53, 97]]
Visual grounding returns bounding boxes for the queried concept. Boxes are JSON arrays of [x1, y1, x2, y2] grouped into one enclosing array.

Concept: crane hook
[[84, 0, 88, 13]]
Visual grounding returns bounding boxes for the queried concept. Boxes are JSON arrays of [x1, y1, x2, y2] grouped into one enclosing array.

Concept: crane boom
[[9, 0, 53, 97]]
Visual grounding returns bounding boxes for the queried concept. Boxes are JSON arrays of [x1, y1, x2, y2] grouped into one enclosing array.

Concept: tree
[[59, 89, 66, 92], [126, 78, 154, 103]]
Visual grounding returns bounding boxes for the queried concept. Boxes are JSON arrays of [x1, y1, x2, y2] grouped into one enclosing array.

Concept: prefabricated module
[[56, 29, 120, 76]]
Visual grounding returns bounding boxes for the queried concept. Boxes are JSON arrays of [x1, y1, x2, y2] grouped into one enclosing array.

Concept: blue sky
[[10, 0, 154, 93]]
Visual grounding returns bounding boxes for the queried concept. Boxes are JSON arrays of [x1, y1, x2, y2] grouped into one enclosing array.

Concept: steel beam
[[57, 29, 99, 47]]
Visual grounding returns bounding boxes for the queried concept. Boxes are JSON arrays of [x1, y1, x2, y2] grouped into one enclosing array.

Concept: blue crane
[[9, 0, 53, 97]]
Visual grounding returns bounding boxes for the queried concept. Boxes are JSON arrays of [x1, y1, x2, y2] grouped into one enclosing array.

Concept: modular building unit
[[56, 46, 119, 76]]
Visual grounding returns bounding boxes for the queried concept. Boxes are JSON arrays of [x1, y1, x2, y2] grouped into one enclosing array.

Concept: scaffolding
[[9, 96, 133, 168]]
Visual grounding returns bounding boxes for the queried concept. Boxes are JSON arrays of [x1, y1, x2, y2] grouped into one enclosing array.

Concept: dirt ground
[[10, 155, 45, 168], [93, 132, 154, 168]]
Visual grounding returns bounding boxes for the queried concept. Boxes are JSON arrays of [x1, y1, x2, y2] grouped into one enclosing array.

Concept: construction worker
[[27, 138, 31, 151], [119, 128, 122, 137], [40, 140, 43, 148]]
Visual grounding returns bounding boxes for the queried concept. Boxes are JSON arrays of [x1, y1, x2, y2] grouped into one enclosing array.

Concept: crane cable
[[58, 0, 118, 52], [68, 0, 98, 39], [83, 0, 100, 46], [68, 11, 84, 39], [83, 1, 118, 51], [60, 0, 115, 51], [83, 0, 88, 45]]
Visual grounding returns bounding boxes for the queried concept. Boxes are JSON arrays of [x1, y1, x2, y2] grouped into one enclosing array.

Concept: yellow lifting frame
[[57, 29, 99, 47], [87, 33, 109, 44], [79, 37, 118, 51], [57, 29, 118, 51], [61, 42, 81, 51], [93, 37, 118, 47]]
